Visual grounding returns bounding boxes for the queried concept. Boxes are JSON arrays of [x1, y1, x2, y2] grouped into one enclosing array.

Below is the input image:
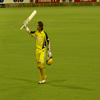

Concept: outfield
[[0, 7, 100, 100]]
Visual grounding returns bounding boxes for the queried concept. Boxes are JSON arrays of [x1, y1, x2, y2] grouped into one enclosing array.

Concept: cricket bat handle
[[20, 10, 37, 30], [20, 24, 25, 30]]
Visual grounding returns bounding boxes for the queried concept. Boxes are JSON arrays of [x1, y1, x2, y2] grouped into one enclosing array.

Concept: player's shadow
[[7, 77, 93, 91], [7, 77, 37, 84], [47, 79, 93, 91]]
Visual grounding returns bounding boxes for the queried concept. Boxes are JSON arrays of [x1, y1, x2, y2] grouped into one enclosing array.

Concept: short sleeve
[[44, 31, 49, 45], [31, 31, 36, 37]]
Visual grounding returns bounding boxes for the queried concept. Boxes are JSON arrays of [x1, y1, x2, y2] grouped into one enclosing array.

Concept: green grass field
[[0, 7, 100, 100]]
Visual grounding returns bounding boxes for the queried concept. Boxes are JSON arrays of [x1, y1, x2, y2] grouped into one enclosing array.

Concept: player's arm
[[24, 24, 31, 34], [24, 25, 36, 36], [45, 32, 50, 52], [47, 42, 50, 52], [45, 32, 52, 59]]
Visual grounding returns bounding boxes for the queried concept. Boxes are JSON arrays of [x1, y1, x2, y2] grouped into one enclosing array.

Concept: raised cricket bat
[[20, 10, 37, 30]]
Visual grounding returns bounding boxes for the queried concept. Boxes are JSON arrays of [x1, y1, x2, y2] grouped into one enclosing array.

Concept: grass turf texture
[[0, 7, 100, 100]]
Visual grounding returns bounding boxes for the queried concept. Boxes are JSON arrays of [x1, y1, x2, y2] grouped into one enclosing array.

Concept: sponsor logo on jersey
[[37, 37, 42, 41]]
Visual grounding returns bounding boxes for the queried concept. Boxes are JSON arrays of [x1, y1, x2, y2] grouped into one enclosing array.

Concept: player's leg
[[39, 48, 47, 81], [36, 48, 47, 84], [37, 63, 43, 81], [36, 49, 43, 82], [40, 64, 47, 80], [37, 62, 46, 78]]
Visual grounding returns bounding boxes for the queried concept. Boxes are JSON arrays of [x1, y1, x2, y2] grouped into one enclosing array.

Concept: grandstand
[[0, 1, 100, 100], [0, 0, 100, 7]]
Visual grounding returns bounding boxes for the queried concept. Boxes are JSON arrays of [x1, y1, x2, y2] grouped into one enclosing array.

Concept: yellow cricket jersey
[[31, 30, 49, 50]]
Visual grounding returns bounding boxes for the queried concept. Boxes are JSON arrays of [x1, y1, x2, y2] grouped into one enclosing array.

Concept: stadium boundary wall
[[0, 0, 100, 7]]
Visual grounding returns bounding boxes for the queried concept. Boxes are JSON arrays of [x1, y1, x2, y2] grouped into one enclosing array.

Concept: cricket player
[[24, 21, 50, 84]]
